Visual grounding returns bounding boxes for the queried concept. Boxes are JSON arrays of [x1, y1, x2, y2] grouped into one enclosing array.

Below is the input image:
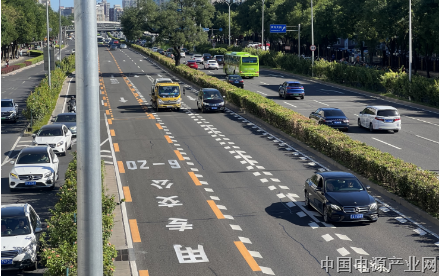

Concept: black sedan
[[309, 108, 349, 131], [197, 88, 225, 113], [52, 113, 77, 136], [304, 171, 378, 223], [226, 75, 244, 89]]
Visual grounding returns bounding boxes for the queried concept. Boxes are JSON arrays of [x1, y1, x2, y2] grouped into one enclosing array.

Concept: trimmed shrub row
[[132, 44, 439, 218], [39, 154, 118, 275]]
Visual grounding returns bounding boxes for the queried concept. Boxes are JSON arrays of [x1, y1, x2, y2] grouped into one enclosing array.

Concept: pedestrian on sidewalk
[[6, 59, 9, 67], [19, 48, 23, 57]]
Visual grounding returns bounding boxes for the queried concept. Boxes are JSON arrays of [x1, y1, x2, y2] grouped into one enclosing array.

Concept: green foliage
[[132, 44, 439, 219], [39, 154, 118, 276], [28, 50, 43, 57]]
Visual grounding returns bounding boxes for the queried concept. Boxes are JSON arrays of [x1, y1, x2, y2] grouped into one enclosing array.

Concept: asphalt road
[[99, 45, 439, 275], [197, 65, 439, 173]]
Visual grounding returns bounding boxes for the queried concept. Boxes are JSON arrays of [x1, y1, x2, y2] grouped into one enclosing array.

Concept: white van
[[358, 106, 401, 132]]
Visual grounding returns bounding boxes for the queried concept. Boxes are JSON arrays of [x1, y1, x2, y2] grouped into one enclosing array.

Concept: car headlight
[[203, 102, 210, 106], [44, 171, 53, 178], [70, 126, 77, 131], [56, 141, 64, 147], [330, 204, 342, 211], [369, 202, 377, 211], [10, 172, 18, 179], [219, 101, 224, 106], [158, 99, 164, 104], [176, 98, 182, 104]]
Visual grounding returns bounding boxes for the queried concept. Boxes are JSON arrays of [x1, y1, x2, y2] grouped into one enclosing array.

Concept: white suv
[[1, 204, 42, 272], [358, 106, 401, 132]]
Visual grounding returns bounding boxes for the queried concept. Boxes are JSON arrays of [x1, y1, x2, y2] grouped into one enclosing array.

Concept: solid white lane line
[[1, 135, 22, 166], [415, 135, 439, 144], [371, 138, 401, 150]]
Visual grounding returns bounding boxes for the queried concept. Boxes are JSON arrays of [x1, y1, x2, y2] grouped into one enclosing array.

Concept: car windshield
[[1, 101, 13, 107], [204, 91, 222, 100], [55, 115, 76, 122], [38, 128, 62, 136], [16, 152, 50, 164], [228, 76, 241, 80], [377, 110, 398, 116], [158, 86, 180, 97], [242, 57, 258, 64], [1, 216, 32, 236], [324, 110, 345, 117], [325, 178, 364, 192]]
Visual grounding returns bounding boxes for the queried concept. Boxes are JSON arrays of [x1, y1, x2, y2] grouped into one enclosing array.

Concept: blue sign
[[203, 28, 209, 32], [270, 24, 287, 33], [219, 28, 223, 31]]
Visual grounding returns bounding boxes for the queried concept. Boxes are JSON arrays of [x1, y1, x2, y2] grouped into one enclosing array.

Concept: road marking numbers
[[124, 160, 180, 170]]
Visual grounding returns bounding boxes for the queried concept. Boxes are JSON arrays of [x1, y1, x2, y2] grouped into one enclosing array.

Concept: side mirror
[[35, 227, 43, 233], [32, 134, 36, 138], [10, 161, 15, 165], [15, 104, 18, 107], [366, 186, 371, 190], [53, 159, 59, 163]]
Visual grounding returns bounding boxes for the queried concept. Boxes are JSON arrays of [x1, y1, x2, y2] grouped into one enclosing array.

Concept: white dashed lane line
[[371, 138, 401, 150], [313, 100, 329, 106], [405, 115, 439, 127], [415, 135, 439, 144]]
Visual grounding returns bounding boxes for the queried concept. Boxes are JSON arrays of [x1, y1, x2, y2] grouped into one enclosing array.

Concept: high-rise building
[[96, 4, 105, 21], [130, 0, 137, 8], [113, 5, 123, 22], [122, 0, 130, 9], [105, 2, 110, 21], [61, 7, 74, 17], [109, 7, 114, 21]]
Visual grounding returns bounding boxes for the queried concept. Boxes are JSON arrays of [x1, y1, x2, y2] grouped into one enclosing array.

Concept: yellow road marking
[[164, 135, 173, 143], [234, 241, 261, 271], [101, 91, 104, 94], [123, 186, 132, 202], [106, 110, 110, 115], [110, 129, 115, 136], [188, 172, 202, 186], [134, 93, 138, 97], [129, 219, 141, 243], [174, 150, 184, 160], [103, 97, 106, 100], [117, 161, 125, 173], [156, 123, 163, 130], [104, 103, 107, 107], [207, 200, 225, 219], [107, 119, 112, 125], [113, 143, 120, 152], [139, 270, 149, 276], [138, 99, 143, 103]]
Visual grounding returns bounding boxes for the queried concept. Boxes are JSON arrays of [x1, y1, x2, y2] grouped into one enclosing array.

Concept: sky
[[51, 0, 123, 12]]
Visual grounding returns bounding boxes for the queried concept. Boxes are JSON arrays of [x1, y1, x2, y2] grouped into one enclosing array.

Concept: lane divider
[[117, 161, 125, 173], [113, 143, 120, 152], [164, 135, 172, 143], [123, 186, 132, 202], [110, 129, 116, 136], [207, 200, 225, 219], [234, 241, 262, 272], [156, 123, 163, 130], [129, 219, 141, 243], [107, 119, 112, 125], [139, 271, 149, 276], [188, 172, 202, 186], [174, 150, 184, 160]]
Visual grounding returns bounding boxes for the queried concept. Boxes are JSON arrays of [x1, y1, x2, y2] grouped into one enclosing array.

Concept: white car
[[358, 106, 401, 132], [1, 204, 42, 271], [9, 146, 59, 191], [33, 124, 72, 156], [120, 44, 127, 49], [180, 52, 186, 58], [192, 54, 204, 64], [152, 47, 158, 52], [204, 60, 219, 70]]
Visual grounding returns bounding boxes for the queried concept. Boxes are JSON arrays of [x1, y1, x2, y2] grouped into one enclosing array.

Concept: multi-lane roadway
[[98, 45, 439, 275]]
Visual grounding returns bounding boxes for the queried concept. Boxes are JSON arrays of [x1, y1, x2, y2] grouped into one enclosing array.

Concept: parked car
[[1, 99, 19, 123], [9, 146, 59, 191], [152, 47, 158, 52], [32, 124, 73, 156], [51, 113, 77, 136], [358, 106, 401, 133], [309, 108, 349, 131], [192, 54, 203, 64], [1, 203, 43, 271], [226, 75, 244, 88], [197, 88, 225, 113], [278, 81, 305, 99], [120, 44, 127, 49], [151, 78, 173, 94], [182, 48, 190, 55], [165, 52, 174, 59], [204, 60, 219, 70], [186, 60, 198, 70], [158, 49, 165, 55], [180, 52, 186, 58], [304, 171, 379, 223], [214, 55, 224, 65]]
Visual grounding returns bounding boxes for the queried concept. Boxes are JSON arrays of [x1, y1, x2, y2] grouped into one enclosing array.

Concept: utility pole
[[46, 1, 51, 88], [311, 0, 314, 77], [75, 0, 103, 274], [298, 24, 300, 58], [261, 0, 265, 50], [409, 0, 412, 82], [59, 0, 62, 61], [228, 2, 231, 46]]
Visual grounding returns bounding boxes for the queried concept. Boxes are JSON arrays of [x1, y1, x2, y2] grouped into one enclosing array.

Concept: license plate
[[211, 107, 217, 109], [333, 121, 341, 124], [350, 214, 363, 219], [1, 259, 13, 265], [235, 81, 239, 83], [385, 119, 393, 123], [25, 181, 36, 186]]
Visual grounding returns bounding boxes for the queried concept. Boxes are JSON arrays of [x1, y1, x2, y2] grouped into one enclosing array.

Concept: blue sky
[[52, 0, 123, 12]]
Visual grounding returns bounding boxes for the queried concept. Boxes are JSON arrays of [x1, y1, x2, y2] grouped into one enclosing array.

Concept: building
[[122, 0, 130, 9], [105, 2, 110, 21], [39, 0, 50, 5], [96, 4, 105, 22], [109, 7, 114, 21], [61, 7, 74, 17], [113, 5, 123, 22]]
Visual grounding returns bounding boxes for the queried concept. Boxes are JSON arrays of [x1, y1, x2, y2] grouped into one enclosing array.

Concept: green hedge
[[27, 54, 45, 64], [132, 44, 439, 218], [39, 154, 117, 275], [28, 50, 43, 57], [22, 54, 75, 132]]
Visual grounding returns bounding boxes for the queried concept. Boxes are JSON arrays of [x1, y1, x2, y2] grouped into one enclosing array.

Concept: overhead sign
[[219, 28, 223, 32], [203, 28, 209, 32], [310, 45, 316, 51], [270, 24, 286, 33]]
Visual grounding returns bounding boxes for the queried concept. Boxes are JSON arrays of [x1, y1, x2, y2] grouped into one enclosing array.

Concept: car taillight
[[229, 80, 234, 83], [240, 80, 244, 83], [375, 117, 384, 122], [394, 118, 401, 121]]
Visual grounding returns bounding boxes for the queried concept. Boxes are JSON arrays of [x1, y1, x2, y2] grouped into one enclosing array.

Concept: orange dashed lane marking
[[129, 219, 141, 243], [106, 110, 110, 115], [107, 119, 112, 125], [123, 187, 132, 202], [164, 135, 172, 143], [207, 200, 225, 219], [110, 129, 116, 136], [139, 271, 149, 276], [117, 161, 125, 173], [174, 150, 184, 161], [234, 241, 261, 271], [156, 123, 163, 130], [113, 143, 120, 152], [104, 103, 108, 106], [188, 172, 202, 186]]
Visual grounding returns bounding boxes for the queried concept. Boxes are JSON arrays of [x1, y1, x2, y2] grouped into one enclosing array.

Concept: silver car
[[120, 44, 127, 49], [1, 99, 19, 123]]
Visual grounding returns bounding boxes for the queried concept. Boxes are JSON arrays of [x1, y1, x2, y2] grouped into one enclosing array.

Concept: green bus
[[224, 52, 259, 78]]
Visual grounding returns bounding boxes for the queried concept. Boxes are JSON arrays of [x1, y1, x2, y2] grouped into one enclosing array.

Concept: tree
[[120, 7, 144, 41]]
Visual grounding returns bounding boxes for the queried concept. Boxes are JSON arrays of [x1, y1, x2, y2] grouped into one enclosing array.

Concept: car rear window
[[324, 110, 345, 117], [377, 110, 399, 117], [287, 83, 301, 87], [242, 57, 258, 64], [229, 76, 241, 80]]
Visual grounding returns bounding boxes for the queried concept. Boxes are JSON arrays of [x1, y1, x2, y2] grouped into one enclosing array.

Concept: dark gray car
[[1, 99, 19, 123], [52, 113, 77, 136]]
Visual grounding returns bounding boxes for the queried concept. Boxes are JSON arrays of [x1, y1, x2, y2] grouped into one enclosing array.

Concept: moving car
[[180, 52, 186, 58], [9, 146, 59, 191], [192, 54, 204, 64], [32, 124, 73, 156], [1, 99, 19, 123], [204, 60, 219, 70], [151, 78, 173, 94], [358, 106, 401, 133], [186, 60, 198, 70], [151, 83, 182, 112], [197, 88, 225, 113], [226, 75, 244, 88], [309, 108, 349, 131], [110, 45, 118, 51], [202, 53, 212, 64], [214, 55, 224, 65], [158, 49, 165, 55], [1, 204, 42, 272], [120, 44, 127, 49], [278, 81, 305, 99], [51, 113, 77, 136], [304, 171, 379, 223]]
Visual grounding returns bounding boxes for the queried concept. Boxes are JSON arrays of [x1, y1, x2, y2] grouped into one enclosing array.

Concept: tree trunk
[[173, 46, 181, 67]]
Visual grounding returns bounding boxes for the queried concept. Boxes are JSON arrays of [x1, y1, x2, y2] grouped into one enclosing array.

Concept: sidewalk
[[1, 52, 33, 68]]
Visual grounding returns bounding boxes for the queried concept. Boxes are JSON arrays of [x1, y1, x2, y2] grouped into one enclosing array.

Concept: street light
[[261, 0, 265, 49], [46, 0, 51, 88], [222, 0, 233, 46], [311, 0, 314, 77], [409, 0, 412, 82], [59, 0, 62, 61]]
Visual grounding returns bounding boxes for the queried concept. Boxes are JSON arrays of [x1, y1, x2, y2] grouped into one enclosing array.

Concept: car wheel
[[197, 102, 200, 110], [358, 118, 362, 128], [283, 93, 287, 100], [175, 108, 181, 112], [304, 192, 310, 207], [301, 95, 304, 100], [61, 144, 67, 156], [369, 123, 374, 132], [323, 206, 331, 223], [394, 130, 399, 133], [279, 92, 282, 98]]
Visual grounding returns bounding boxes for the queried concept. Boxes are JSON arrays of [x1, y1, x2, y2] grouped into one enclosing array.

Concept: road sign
[[270, 24, 286, 33], [310, 45, 316, 51], [203, 28, 209, 32], [219, 28, 223, 32]]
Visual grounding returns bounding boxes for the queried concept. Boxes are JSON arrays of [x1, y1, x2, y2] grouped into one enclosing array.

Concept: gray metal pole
[[46, 1, 51, 88], [311, 0, 314, 77], [409, 0, 412, 82], [228, 3, 231, 46], [75, 0, 103, 274], [261, 0, 264, 49], [59, 0, 62, 61], [298, 24, 300, 58]]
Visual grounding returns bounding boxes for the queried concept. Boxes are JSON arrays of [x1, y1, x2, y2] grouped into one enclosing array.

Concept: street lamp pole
[[59, 0, 62, 61], [261, 0, 265, 49], [409, 0, 412, 82], [46, 1, 51, 88], [228, 3, 231, 46], [311, 0, 314, 77]]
